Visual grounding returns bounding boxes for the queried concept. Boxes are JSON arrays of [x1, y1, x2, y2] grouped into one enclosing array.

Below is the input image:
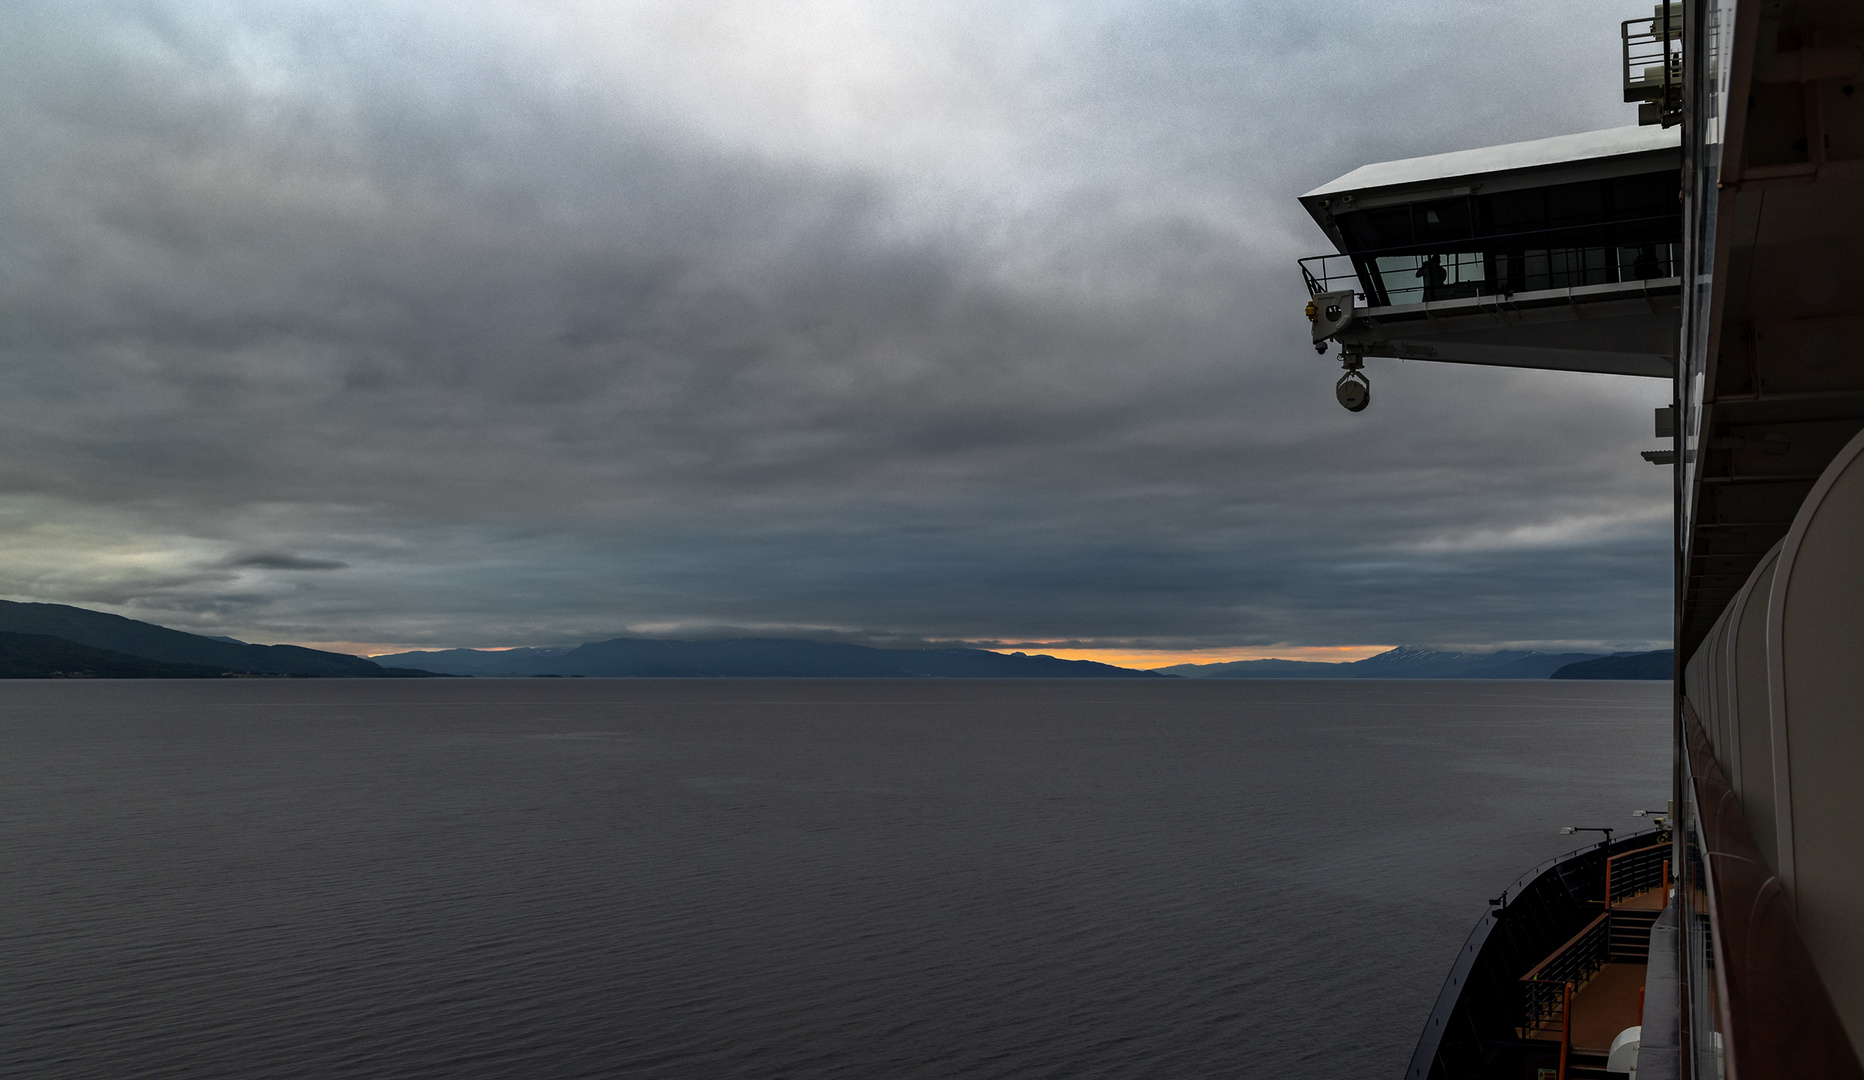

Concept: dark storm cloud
[[0, 0, 1672, 651], [222, 552, 348, 571]]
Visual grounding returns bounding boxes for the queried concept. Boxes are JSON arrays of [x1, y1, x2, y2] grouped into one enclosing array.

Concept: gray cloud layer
[[0, 1, 1672, 651]]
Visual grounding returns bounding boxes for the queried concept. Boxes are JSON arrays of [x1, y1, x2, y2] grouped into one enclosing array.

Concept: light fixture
[[1561, 825, 1616, 844]]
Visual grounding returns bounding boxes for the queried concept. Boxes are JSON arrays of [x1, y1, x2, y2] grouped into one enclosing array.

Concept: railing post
[[1559, 980, 1574, 1079], [1605, 852, 1613, 907], [1663, 857, 1670, 895]]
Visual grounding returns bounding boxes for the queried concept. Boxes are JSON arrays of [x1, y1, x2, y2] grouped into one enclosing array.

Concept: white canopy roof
[[1303, 126, 1681, 200]]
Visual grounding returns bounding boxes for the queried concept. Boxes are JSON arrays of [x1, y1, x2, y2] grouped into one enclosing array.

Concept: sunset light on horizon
[[985, 644, 1394, 669]]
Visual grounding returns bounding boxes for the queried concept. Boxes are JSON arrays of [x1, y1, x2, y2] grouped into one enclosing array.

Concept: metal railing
[[1300, 225, 1681, 304], [1624, 4, 1683, 127], [1607, 841, 1671, 906], [1519, 913, 1612, 1037]]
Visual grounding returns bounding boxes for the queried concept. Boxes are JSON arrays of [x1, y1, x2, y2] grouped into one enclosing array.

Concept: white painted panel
[[1768, 425, 1864, 1056], [1732, 543, 1783, 873]]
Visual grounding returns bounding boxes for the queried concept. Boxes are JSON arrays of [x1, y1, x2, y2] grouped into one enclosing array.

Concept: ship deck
[[1524, 886, 1668, 1054], [1614, 888, 1666, 911], [1539, 961, 1645, 1052]]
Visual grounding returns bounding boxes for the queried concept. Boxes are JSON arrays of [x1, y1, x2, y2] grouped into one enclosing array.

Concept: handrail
[[1606, 841, 1670, 905], [1622, 5, 1682, 126], [1519, 912, 1611, 1036], [1297, 215, 1683, 301], [1520, 912, 1611, 984], [1306, 214, 1681, 264], [1300, 245, 1680, 302]]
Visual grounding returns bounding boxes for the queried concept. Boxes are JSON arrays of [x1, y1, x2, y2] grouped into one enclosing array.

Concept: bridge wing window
[[1545, 179, 1607, 230], [1612, 171, 1674, 213], [1340, 205, 1413, 249], [1415, 197, 1473, 243], [1485, 188, 1547, 232], [1371, 251, 1489, 305], [1328, 170, 1681, 305]]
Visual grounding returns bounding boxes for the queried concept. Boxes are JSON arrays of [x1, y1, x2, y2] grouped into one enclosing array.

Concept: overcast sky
[[0, 0, 1673, 660]]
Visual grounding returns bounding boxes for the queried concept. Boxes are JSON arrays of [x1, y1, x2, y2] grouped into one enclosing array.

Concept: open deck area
[[1528, 962, 1646, 1053], [1523, 883, 1669, 1066]]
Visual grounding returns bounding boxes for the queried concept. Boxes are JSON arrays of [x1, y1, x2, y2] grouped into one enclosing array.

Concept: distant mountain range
[[0, 631, 234, 679], [0, 598, 1673, 680], [362, 646, 575, 676], [369, 638, 1166, 678], [0, 601, 436, 678], [1158, 645, 1670, 680], [1549, 650, 1673, 680]]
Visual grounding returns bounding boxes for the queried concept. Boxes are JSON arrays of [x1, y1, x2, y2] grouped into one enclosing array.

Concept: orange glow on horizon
[[278, 643, 552, 658], [280, 640, 1392, 671], [984, 644, 1394, 670], [285, 641, 429, 657]]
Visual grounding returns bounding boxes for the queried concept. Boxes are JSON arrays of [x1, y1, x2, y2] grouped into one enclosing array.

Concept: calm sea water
[[0, 678, 1668, 1079]]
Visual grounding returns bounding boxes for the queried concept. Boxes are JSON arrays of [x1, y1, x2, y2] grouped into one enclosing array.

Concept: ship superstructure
[[1300, 3, 1864, 1077]]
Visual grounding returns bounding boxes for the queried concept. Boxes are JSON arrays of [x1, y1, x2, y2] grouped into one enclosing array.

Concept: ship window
[[1334, 175, 1678, 257], [1370, 250, 1489, 305], [1484, 188, 1545, 232], [1327, 169, 1681, 305], [1414, 197, 1472, 242], [1545, 180, 1606, 230], [1338, 205, 1414, 249], [1612, 171, 1672, 213]]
